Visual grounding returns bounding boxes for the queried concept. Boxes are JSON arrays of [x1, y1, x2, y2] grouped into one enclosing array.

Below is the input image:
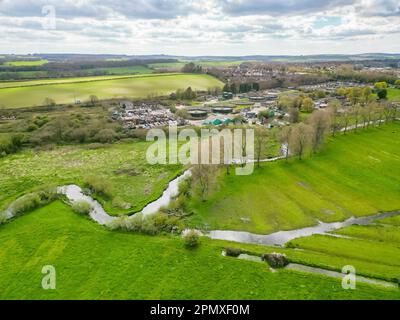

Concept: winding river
[[2, 168, 399, 248], [209, 211, 400, 246]]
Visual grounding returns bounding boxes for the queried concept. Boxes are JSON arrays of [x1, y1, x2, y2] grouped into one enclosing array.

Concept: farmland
[[3, 59, 49, 67], [186, 123, 400, 234], [0, 200, 398, 300], [0, 73, 223, 108]]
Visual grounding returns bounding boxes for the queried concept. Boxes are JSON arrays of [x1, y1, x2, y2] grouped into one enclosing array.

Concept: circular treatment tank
[[212, 106, 233, 114], [188, 109, 208, 118]]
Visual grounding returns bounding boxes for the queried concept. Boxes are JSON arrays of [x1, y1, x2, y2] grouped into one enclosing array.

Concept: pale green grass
[[0, 73, 223, 108], [0, 73, 180, 89], [187, 123, 400, 234], [0, 141, 182, 215], [0, 201, 398, 299], [287, 234, 400, 281], [334, 224, 400, 244], [4, 59, 48, 67], [388, 88, 400, 101]]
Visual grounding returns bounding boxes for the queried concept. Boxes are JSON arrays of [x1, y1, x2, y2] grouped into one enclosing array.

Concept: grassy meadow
[[388, 88, 400, 101], [286, 228, 400, 282], [0, 200, 398, 300], [0, 73, 223, 108], [3, 59, 48, 67], [186, 122, 400, 234], [0, 141, 182, 215]]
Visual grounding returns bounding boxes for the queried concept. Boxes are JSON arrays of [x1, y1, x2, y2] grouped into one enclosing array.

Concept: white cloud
[[0, 0, 399, 55]]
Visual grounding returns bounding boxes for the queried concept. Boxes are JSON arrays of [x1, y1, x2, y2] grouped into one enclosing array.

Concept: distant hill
[[2, 52, 400, 64]]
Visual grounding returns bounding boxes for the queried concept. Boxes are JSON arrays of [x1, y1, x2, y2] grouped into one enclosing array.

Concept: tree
[[349, 87, 363, 105], [222, 83, 230, 92], [360, 105, 369, 128], [289, 123, 313, 160], [377, 88, 387, 100], [308, 110, 331, 153], [395, 79, 400, 89], [279, 126, 292, 160], [340, 107, 351, 134], [374, 81, 388, 90], [182, 229, 200, 248], [288, 107, 299, 123], [327, 100, 341, 136], [182, 87, 196, 100], [375, 103, 385, 125], [43, 97, 55, 107], [230, 83, 237, 94], [89, 95, 98, 106], [254, 127, 269, 168], [182, 63, 202, 73], [362, 87, 373, 104], [351, 104, 362, 131], [316, 90, 326, 99], [301, 97, 314, 113], [191, 164, 218, 201]]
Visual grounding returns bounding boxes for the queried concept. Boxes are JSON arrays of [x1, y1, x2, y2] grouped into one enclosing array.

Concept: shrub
[[106, 212, 181, 235], [0, 133, 24, 155], [9, 187, 58, 217], [261, 252, 289, 268], [72, 201, 91, 215], [182, 229, 201, 248], [93, 128, 117, 143], [85, 176, 113, 199], [67, 128, 88, 143], [225, 247, 243, 257], [0, 212, 8, 224], [112, 196, 131, 210]]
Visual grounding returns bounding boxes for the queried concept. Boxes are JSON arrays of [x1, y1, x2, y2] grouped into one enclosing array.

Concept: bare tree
[[351, 104, 362, 131], [308, 110, 332, 153], [289, 123, 313, 160], [327, 101, 340, 137], [190, 164, 218, 201], [279, 126, 292, 160], [43, 97, 56, 108], [375, 103, 384, 126], [360, 105, 369, 129], [254, 126, 269, 168], [288, 107, 299, 123], [89, 95, 99, 106], [340, 108, 351, 135]]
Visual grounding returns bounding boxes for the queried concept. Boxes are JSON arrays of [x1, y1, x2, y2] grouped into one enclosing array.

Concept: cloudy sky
[[0, 0, 399, 56]]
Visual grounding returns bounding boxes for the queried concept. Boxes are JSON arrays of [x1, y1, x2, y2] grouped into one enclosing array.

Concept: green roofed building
[[212, 119, 223, 125], [223, 118, 234, 125]]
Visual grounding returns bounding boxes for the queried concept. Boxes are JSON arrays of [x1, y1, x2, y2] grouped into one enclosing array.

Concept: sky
[[0, 0, 399, 56]]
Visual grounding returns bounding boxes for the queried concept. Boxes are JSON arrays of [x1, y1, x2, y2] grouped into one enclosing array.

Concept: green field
[[86, 65, 153, 75], [186, 123, 400, 234], [388, 88, 400, 101], [149, 60, 250, 70], [0, 66, 153, 81], [4, 59, 48, 67], [149, 62, 187, 69], [0, 200, 398, 300], [0, 74, 160, 89], [0, 73, 223, 108], [287, 230, 400, 281], [0, 141, 182, 215]]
